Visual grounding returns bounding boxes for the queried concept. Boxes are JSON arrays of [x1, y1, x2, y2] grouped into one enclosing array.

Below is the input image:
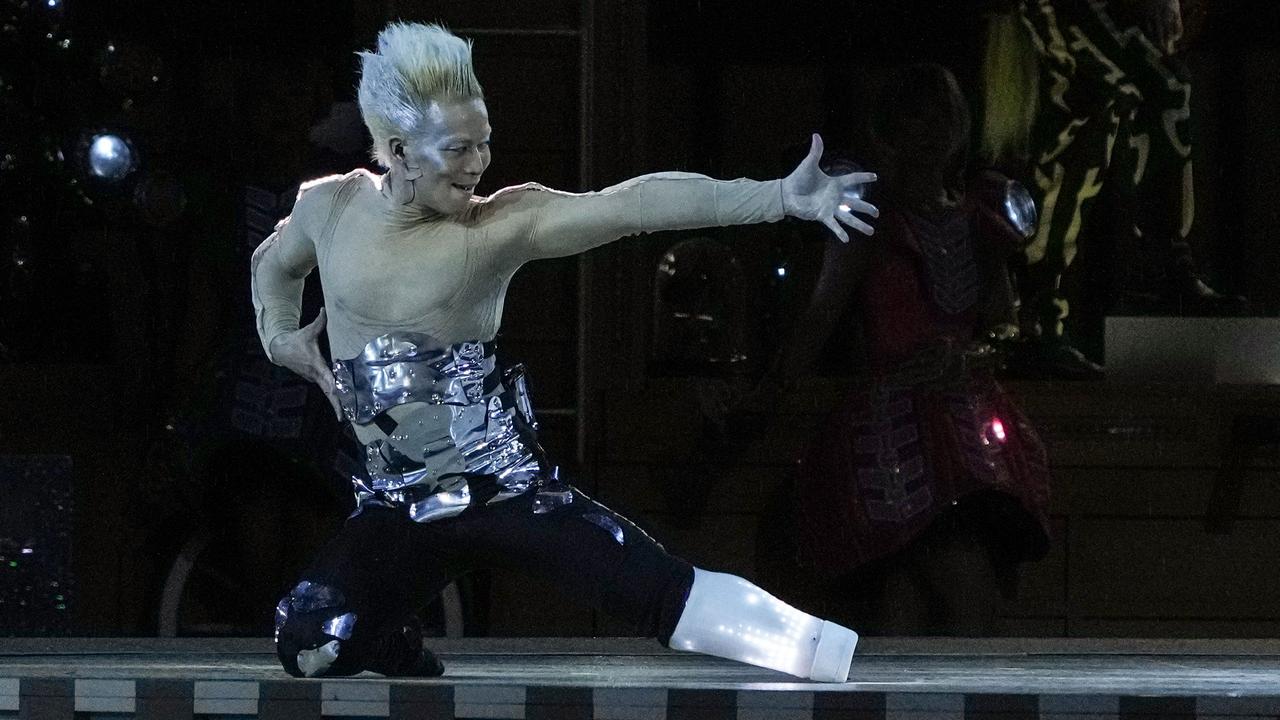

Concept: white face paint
[[392, 97, 492, 216]]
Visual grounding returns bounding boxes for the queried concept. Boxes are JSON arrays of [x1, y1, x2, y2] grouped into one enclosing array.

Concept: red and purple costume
[[795, 175, 1051, 580]]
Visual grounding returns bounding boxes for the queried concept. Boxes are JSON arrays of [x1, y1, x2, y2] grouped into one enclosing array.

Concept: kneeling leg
[[273, 580, 363, 678], [274, 507, 453, 678]]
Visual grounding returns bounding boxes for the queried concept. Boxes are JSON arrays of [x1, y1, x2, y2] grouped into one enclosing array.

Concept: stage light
[[41, 0, 65, 21], [991, 418, 1007, 442], [85, 133, 136, 181], [982, 417, 1008, 446]]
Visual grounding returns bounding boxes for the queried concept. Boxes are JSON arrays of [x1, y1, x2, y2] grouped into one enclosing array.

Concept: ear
[[387, 137, 406, 164]]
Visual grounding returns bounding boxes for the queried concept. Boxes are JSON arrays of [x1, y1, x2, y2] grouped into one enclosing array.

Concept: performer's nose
[[463, 148, 486, 175]]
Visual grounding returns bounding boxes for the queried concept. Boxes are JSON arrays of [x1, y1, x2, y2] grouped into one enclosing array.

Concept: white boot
[[668, 568, 857, 682]]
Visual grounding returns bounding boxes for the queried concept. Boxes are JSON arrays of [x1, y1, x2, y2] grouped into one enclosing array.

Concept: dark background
[[1, 0, 1279, 638]]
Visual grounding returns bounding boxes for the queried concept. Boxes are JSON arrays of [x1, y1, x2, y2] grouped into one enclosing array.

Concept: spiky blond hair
[[357, 22, 484, 167]]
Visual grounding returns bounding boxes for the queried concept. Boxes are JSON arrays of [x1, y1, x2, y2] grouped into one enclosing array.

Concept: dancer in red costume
[[771, 64, 1051, 635]]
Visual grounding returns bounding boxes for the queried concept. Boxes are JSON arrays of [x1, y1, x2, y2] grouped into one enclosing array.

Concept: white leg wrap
[[668, 568, 858, 682]]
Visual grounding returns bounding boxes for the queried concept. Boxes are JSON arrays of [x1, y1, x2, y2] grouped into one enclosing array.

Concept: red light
[[991, 418, 1007, 442]]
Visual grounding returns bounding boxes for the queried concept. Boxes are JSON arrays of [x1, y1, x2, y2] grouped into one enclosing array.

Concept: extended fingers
[[836, 207, 875, 237], [823, 217, 851, 244], [838, 198, 879, 218], [323, 368, 338, 394], [839, 171, 878, 185], [300, 360, 327, 387], [808, 133, 824, 160], [794, 134, 825, 175], [307, 307, 328, 335], [309, 360, 345, 420]]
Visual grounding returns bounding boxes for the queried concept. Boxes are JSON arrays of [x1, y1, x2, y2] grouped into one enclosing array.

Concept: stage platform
[[3, 637, 1280, 719]]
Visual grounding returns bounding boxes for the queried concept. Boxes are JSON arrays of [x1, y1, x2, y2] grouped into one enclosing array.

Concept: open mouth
[[451, 183, 476, 193]]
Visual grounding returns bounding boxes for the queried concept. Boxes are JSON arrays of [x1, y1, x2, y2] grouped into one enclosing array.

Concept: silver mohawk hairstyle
[[357, 22, 484, 167]]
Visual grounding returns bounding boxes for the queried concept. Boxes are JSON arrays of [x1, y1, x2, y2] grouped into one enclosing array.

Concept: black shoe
[[364, 618, 446, 677], [1170, 273, 1250, 317], [1005, 338, 1105, 381], [380, 647, 445, 678]]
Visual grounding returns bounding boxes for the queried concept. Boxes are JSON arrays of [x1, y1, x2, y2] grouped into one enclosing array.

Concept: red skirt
[[794, 372, 1051, 579]]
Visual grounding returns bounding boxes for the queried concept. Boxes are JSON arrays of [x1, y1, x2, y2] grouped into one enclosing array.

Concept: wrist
[[267, 333, 290, 363], [779, 177, 797, 218]]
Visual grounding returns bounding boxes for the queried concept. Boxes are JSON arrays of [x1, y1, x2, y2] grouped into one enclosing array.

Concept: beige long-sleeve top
[[251, 168, 785, 366]]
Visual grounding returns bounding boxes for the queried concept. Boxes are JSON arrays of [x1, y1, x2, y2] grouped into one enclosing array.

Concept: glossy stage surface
[[3, 637, 1280, 718]]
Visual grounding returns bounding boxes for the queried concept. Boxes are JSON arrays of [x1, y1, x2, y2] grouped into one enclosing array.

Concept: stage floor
[[3, 637, 1280, 718]]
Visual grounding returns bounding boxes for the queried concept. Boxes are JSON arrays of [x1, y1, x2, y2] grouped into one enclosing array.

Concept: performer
[[252, 22, 877, 681], [766, 64, 1051, 635], [980, 0, 1244, 378]]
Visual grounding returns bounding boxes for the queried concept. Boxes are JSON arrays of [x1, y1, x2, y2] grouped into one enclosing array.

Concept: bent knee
[[274, 581, 360, 678]]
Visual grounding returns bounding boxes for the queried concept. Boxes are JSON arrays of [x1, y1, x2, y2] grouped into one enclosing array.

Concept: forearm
[[250, 231, 308, 363], [527, 172, 785, 260]]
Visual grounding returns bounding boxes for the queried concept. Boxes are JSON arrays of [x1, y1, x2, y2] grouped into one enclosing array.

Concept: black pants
[[275, 485, 694, 676]]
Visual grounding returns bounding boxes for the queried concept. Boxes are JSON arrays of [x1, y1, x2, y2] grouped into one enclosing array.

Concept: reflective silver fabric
[[288, 581, 345, 612], [276, 581, 349, 642], [507, 364, 539, 432], [322, 612, 358, 641], [273, 597, 289, 641], [532, 489, 573, 514], [332, 334, 490, 425], [338, 333, 546, 523]]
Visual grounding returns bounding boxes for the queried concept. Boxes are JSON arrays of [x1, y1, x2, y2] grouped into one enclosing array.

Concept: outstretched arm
[[493, 134, 877, 262]]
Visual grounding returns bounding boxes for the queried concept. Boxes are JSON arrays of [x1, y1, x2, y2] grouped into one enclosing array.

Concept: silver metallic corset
[[332, 333, 545, 523]]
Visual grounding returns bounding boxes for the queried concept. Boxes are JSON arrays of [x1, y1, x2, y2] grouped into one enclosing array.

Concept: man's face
[[396, 97, 492, 215]]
